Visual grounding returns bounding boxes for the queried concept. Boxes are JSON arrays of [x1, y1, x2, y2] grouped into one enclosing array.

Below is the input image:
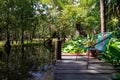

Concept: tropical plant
[[62, 37, 86, 53], [102, 38, 120, 66]]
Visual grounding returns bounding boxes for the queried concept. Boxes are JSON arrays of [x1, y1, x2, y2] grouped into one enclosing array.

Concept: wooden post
[[55, 40, 62, 60]]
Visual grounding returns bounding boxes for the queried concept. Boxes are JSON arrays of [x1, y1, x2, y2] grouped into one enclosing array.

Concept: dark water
[[0, 44, 54, 80]]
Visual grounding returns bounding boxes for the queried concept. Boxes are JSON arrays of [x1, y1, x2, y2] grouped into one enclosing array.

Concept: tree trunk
[[100, 0, 106, 32], [4, 29, 11, 80], [4, 4, 11, 80], [21, 8, 25, 79]]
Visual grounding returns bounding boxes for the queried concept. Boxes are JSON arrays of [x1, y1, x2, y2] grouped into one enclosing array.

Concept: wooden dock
[[54, 55, 115, 80]]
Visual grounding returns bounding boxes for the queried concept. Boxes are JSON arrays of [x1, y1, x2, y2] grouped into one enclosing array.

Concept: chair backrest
[[95, 32, 112, 51]]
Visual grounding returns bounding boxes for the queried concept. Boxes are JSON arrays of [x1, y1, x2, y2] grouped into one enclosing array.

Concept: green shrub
[[103, 38, 120, 66], [62, 37, 86, 53]]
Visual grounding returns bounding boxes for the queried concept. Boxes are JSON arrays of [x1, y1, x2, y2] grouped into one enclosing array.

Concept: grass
[[0, 39, 43, 48], [0, 41, 5, 47]]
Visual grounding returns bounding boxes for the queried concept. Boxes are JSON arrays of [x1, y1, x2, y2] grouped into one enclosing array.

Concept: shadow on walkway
[[54, 55, 115, 80]]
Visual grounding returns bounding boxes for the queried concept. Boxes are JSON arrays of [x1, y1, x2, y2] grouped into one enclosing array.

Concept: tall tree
[[100, 0, 106, 32]]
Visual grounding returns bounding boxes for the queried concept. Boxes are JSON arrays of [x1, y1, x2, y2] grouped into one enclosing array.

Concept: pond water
[[0, 44, 55, 80]]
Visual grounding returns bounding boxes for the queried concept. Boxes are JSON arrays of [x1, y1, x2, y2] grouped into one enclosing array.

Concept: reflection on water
[[29, 65, 42, 79], [0, 44, 54, 80]]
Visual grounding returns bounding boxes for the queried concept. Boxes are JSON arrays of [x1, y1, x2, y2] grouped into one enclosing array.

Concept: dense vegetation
[[0, 0, 120, 80]]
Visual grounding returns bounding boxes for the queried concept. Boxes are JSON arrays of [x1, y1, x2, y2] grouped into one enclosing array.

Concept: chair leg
[[76, 53, 78, 61], [76, 54, 77, 60], [87, 50, 90, 69]]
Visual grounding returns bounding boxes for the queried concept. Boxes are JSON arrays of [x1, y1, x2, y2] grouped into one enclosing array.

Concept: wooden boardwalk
[[54, 55, 115, 80]]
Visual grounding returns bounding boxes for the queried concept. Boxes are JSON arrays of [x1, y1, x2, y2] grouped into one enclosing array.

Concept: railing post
[[55, 40, 62, 60]]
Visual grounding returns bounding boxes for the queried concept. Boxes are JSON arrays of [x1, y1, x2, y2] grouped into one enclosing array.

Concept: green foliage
[[62, 37, 86, 53], [0, 0, 120, 79], [103, 38, 120, 66], [116, 73, 120, 79], [112, 73, 120, 80]]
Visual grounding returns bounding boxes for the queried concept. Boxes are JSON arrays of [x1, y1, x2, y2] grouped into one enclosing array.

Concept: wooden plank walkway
[[54, 55, 115, 80]]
